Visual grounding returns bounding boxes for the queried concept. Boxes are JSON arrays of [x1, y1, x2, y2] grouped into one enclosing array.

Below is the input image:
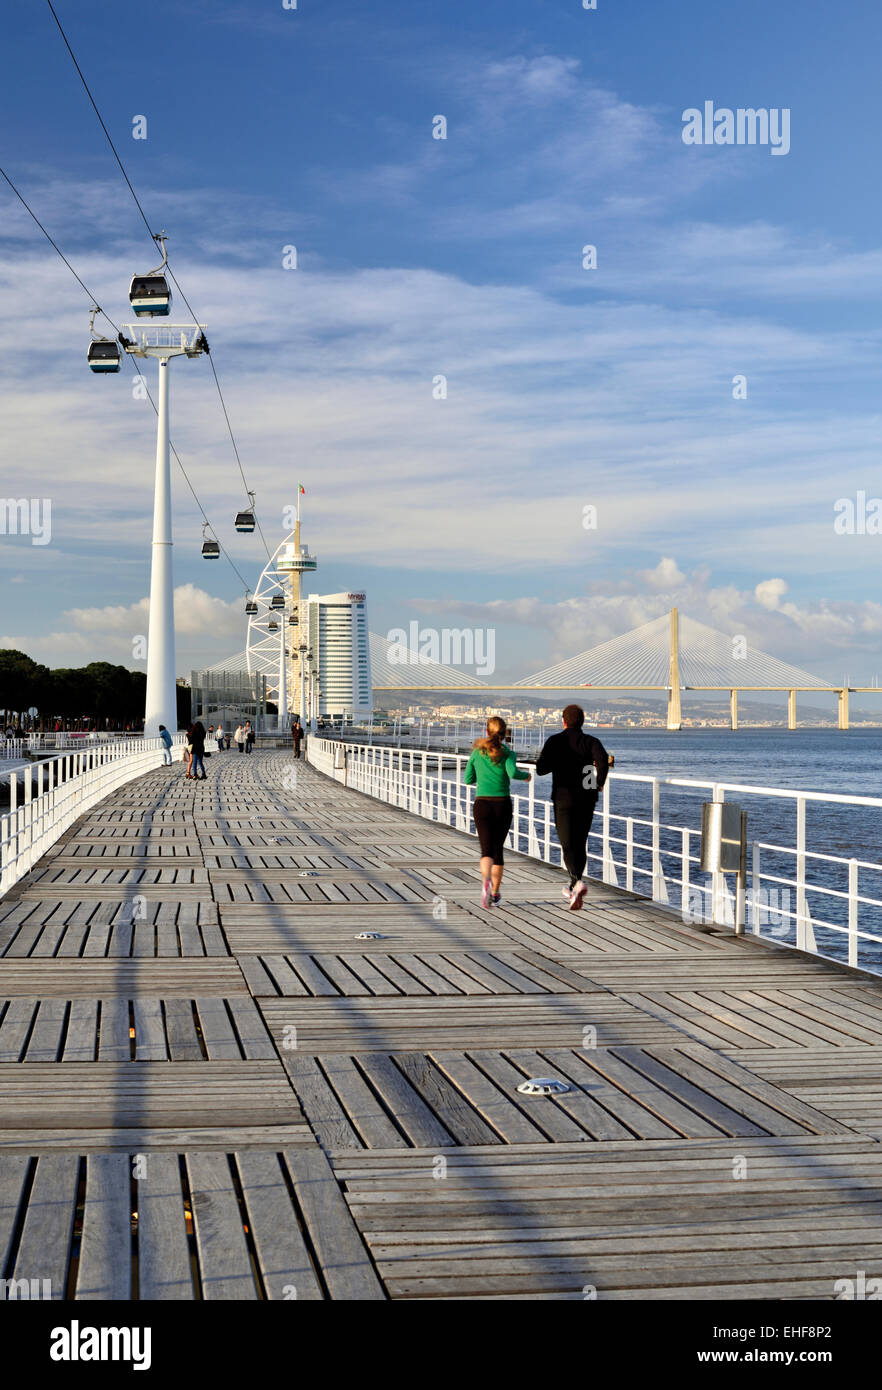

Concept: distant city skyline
[[4, 2, 882, 689]]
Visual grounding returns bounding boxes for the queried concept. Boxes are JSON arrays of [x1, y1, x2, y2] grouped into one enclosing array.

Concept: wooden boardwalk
[[2, 750, 882, 1299]]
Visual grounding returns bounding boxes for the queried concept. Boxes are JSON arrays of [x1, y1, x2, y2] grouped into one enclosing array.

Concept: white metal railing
[[308, 738, 882, 976], [1, 732, 144, 759], [0, 735, 183, 897]]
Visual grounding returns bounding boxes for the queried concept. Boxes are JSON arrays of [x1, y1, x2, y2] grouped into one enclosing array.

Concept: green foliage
[[0, 650, 50, 718], [0, 649, 164, 727]]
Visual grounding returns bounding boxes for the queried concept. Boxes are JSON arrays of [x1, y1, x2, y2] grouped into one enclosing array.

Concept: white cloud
[[639, 557, 685, 590], [0, 585, 241, 671], [407, 560, 882, 684], [755, 578, 789, 610]]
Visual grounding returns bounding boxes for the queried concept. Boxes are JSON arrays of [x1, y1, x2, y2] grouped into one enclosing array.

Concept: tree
[[0, 648, 183, 729], [0, 650, 49, 724]]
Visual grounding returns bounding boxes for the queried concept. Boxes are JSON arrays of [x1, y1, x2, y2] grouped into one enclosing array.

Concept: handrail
[[0, 734, 184, 898]]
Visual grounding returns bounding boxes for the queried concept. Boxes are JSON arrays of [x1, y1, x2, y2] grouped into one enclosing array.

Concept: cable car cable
[[45, 0, 154, 243], [0, 158, 252, 592], [44, 0, 274, 561], [0, 163, 119, 333]]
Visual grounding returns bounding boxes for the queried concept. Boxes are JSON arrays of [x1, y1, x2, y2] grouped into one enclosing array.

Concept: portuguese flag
[[298, 484, 306, 495]]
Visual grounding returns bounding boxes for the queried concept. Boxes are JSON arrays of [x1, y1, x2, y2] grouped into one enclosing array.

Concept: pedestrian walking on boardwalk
[[234, 723, 245, 753], [244, 721, 255, 754], [189, 721, 207, 780], [215, 724, 225, 752], [158, 724, 173, 766], [463, 715, 530, 909], [292, 718, 303, 759], [535, 704, 610, 911], [183, 724, 194, 776]]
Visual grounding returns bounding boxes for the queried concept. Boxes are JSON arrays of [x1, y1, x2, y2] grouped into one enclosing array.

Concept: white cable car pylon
[[121, 316, 208, 738]]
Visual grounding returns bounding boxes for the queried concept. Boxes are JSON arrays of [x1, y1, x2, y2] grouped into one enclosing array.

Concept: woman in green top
[[463, 715, 530, 908]]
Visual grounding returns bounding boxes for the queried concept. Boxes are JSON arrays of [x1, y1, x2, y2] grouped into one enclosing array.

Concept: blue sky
[[3, 0, 882, 689]]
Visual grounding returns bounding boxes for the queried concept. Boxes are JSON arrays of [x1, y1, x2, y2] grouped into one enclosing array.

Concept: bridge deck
[[1, 750, 881, 1299]]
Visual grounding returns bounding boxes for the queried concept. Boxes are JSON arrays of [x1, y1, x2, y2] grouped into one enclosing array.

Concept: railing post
[[751, 840, 761, 935], [527, 773, 538, 857], [544, 799, 551, 863], [626, 817, 633, 892], [681, 828, 690, 920], [602, 781, 612, 884], [23, 766, 33, 874], [848, 857, 859, 969], [711, 784, 724, 925], [36, 762, 45, 858], [796, 796, 807, 951], [651, 779, 663, 902]]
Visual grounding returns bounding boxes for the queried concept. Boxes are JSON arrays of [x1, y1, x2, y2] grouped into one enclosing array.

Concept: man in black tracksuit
[[535, 704, 610, 910]]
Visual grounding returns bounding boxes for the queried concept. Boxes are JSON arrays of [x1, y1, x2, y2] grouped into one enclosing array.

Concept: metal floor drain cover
[[517, 1077, 571, 1096], [355, 931, 384, 940], [299, 871, 319, 877]]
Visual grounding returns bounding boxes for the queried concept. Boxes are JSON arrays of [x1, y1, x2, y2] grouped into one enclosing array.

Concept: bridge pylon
[[667, 607, 682, 731]]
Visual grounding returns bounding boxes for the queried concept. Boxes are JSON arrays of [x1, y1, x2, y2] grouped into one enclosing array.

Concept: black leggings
[[473, 797, 513, 866], [554, 794, 598, 886]]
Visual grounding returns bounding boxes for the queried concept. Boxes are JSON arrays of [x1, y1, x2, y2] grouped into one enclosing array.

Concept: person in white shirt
[[215, 725, 225, 752], [234, 724, 245, 752]]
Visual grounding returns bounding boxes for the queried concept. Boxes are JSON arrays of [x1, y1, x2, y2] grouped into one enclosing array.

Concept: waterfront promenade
[[2, 750, 882, 1299]]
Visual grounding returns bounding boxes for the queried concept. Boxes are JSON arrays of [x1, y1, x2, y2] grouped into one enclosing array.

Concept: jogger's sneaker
[[562, 886, 573, 900], [481, 880, 493, 909], [568, 880, 587, 911], [491, 892, 502, 907]]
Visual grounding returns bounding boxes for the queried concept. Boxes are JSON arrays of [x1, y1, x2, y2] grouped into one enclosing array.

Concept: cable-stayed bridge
[[371, 609, 864, 729]]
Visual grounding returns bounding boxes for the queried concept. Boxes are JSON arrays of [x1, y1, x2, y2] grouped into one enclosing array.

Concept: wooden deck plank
[[317, 1055, 409, 1150], [236, 1151, 324, 1300], [283, 1147, 385, 1300], [356, 1055, 457, 1148], [186, 1152, 257, 1299], [75, 1153, 132, 1299], [429, 1052, 550, 1144], [136, 1153, 194, 1299], [11, 1153, 79, 1299]]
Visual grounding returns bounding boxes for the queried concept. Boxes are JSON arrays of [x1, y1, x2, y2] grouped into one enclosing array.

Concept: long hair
[[472, 714, 507, 763]]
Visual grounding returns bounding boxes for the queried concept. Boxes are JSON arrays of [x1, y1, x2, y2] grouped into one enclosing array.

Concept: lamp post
[[278, 629, 288, 735], [298, 642, 308, 728], [123, 323, 208, 736]]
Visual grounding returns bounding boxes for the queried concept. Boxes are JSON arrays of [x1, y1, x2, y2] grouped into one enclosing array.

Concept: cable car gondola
[[245, 595, 258, 615], [270, 594, 285, 610], [129, 232, 172, 318], [235, 492, 256, 533], [288, 614, 298, 625], [87, 339, 121, 373], [268, 618, 279, 632], [87, 308, 121, 373], [201, 522, 220, 559]]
